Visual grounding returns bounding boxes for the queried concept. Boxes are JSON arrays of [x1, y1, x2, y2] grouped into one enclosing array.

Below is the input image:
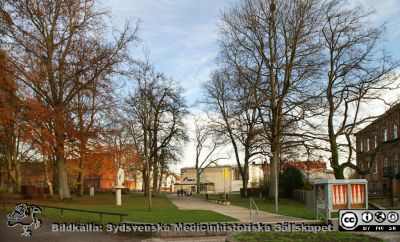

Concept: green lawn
[[1, 193, 236, 224], [234, 232, 383, 242], [193, 193, 337, 220]]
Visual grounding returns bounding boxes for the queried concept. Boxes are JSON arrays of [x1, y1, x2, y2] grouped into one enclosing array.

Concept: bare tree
[[216, 0, 323, 210], [0, 0, 138, 200], [0, 49, 41, 194], [193, 117, 226, 194], [125, 60, 188, 210], [317, 0, 399, 178], [69, 75, 115, 196], [203, 69, 264, 197]]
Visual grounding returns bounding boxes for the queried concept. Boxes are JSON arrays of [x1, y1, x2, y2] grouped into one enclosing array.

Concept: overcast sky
[[99, 0, 400, 172]]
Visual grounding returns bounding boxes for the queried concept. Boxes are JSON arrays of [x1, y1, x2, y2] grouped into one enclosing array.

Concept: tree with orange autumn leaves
[[0, 0, 138, 200], [1, 1, 182, 204]]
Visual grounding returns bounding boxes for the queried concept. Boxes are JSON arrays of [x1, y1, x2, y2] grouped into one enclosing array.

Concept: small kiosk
[[314, 179, 368, 222]]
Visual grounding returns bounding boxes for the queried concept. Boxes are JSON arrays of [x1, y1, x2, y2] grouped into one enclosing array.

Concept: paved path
[[167, 194, 313, 223]]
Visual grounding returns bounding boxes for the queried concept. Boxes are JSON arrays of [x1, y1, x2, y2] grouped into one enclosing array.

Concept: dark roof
[[355, 103, 400, 136]]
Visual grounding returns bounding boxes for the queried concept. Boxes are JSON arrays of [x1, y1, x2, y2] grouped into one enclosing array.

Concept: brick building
[[355, 103, 400, 205]]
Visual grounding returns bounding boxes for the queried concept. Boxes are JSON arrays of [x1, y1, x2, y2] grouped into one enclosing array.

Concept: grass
[[1, 192, 237, 224], [193, 193, 338, 220], [234, 232, 383, 242]]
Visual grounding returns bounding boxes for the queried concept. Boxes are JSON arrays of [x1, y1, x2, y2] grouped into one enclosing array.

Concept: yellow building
[[175, 163, 264, 193]]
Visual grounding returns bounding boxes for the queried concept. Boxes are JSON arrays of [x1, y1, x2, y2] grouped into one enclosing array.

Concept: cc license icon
[[341, 212, 358, 230], [374, 211, 386, 223], [361, 212, 373, 223], [387, 212, 399, 223]]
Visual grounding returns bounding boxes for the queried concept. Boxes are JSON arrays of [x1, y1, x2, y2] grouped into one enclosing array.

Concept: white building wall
[[179, 164, 264, 193]]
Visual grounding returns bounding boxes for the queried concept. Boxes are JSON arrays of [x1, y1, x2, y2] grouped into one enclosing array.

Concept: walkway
[[167, 194, 312, 223]]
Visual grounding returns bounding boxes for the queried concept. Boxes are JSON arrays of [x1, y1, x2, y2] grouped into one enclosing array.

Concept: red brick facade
[[355, 103, 400, 198]]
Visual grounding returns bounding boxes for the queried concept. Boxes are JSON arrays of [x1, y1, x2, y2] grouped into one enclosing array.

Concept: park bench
[[205, 193, 230, 205]]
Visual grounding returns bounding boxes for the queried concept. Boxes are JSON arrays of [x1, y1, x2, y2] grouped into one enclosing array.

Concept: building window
[[366, 138, 370, 151], [374, 135, 377, 148], [372, 160, 378, 174], [394, 125, 398, 139], [383, 157, 389, 176], [233, 167, 242, 180], [360, 140, 363, 152], [383, 128, 387, 142], [395, 154, 399, 175], [384, 157, 388, 168]]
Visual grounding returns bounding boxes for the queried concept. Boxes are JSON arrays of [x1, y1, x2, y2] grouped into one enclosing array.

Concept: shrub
[[279, 166, 304, 198]]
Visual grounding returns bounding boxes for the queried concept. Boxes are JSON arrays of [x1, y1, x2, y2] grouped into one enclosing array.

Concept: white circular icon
[[362, 212, 373, 223], [387, 212, 399, 223], [374, 212, 386, 223], [341, 212, 358, 230]]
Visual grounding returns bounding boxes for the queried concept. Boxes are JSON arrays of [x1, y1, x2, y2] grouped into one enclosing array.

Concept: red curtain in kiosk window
[[333, 184, 347, 209], [333, 184, 365, 209], [350, 184, 365, 208]]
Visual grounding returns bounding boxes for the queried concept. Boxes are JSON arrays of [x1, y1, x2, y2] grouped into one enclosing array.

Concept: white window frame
[[366, 138, 370, 151], [394, 124, 398, 139], [371, 159, 378, 174], [374, 135, 377, 148], [383, 128, 388, 142]]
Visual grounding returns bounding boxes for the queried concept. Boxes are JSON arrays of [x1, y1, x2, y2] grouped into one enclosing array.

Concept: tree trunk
[[55, 107, 71, 201], [157, 168, 164, 195], [146, 159, 152, 211], [142, 169, 147, 195], [152, 157, 158, 196], [43, 156, 53, 197], [334, 163, 345, 179], [14, 159, 21, 194], [77, 141, 86, 197], [6, 155, 15, 193], [268, 146, 279, 199], [241, 155, 249, 197], [52, 157, 58, 196], [57, 156, 70, 200], [196, 169, 201, 194], [242, 177, 248, 197]]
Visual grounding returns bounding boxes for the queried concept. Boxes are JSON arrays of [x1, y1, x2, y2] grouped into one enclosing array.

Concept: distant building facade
[[176, 163, 264, 193], [279, 160, 334, 183], [355, 103, 400, 204]]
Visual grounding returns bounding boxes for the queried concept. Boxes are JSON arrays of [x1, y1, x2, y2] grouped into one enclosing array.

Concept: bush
[[279, 166, 304, 198]]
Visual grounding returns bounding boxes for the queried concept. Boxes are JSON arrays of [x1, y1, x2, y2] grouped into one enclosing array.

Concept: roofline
[[355, 102, 400, 135], [180, 165, 232, 170], [180, 163, 263, 170]]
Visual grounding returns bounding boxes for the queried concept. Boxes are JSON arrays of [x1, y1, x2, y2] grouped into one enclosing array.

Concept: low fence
[[368, 189, 392, 198], [292, 189, 315, 211], [240, 188, 266, 197], [1, 201, 128, 223], [292, 189, 310, 203]]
